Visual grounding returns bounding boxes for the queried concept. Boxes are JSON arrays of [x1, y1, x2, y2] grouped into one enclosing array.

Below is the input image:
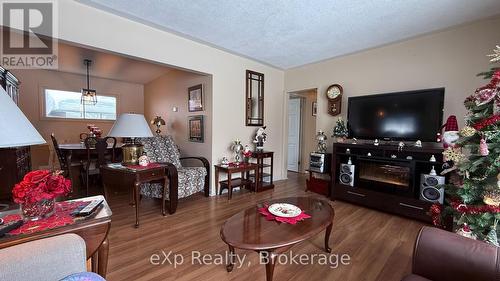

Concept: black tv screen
[[347, 88, 444, 141]]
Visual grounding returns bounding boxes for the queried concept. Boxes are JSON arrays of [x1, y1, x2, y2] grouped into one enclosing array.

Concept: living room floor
[[104, 172, 426, 281]]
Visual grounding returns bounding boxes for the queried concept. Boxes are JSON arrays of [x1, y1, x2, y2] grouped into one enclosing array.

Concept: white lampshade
[[108, 113, 153, 138], [0, 88, 45, 148]]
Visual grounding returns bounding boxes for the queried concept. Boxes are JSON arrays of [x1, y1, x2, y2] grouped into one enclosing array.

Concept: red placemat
[[258, 204, 311, 224], [1, 201, 89, 236]]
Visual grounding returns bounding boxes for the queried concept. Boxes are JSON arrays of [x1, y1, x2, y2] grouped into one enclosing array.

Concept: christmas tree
[[333, 117, 348, 138], [432, 47, 500, 246]]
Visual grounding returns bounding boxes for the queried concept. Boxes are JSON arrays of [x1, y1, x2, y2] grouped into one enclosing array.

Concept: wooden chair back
[[50, 133, 69, 176], [84, 137, 117, 167]]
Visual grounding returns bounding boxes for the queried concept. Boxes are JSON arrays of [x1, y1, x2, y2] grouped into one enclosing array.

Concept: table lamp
[[108, 113, 153, 165], [0, 87, 45, 148]]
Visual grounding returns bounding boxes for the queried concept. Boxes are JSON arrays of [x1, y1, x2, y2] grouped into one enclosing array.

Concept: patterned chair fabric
[[137, 136, 208, 199]]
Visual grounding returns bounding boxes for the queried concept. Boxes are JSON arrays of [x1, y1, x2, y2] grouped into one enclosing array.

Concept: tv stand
[[331, 142, 444, 223]]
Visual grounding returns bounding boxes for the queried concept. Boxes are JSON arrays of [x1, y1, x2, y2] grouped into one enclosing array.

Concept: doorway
[[286, 89, 318, 173]]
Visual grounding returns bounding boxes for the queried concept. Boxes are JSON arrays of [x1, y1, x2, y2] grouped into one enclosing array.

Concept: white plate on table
[[268, 203, 301, 218]]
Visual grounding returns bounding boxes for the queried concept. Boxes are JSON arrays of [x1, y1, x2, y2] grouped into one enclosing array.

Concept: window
[[44, 89, 117, 120]]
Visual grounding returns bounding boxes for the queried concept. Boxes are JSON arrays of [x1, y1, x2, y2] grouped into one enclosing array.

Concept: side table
[[250, 151, 274, 192], [214, 163, 259, 200], [0, 195, 112, 278], [100, 163, 176, 227]]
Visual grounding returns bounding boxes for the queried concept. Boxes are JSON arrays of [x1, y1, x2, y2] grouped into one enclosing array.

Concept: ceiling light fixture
[[81, 59, 97, 105]]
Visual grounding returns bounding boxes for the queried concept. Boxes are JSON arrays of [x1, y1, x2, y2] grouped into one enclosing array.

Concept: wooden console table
[[250, 151, 274, 191], [214, 163, 259, 200], [0, 195, 112, 278], [100, 164, 175, 227]]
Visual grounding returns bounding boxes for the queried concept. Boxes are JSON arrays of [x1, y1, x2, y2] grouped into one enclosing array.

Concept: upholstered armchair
[[137, 135, 210, 205]]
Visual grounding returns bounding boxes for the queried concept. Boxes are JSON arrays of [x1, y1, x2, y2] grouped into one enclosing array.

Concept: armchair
[[0, 234, 105, 281], [137, 136, 210, 204], [402, 226, 500, 281]]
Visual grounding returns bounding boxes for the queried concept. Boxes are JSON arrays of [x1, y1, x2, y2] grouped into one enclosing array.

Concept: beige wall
[[41, 1, 286, 195], [144, 70, 212, 163], [290, 90, 317, 173], [285, 16, 500, 167], [11, 69, 144, 168]]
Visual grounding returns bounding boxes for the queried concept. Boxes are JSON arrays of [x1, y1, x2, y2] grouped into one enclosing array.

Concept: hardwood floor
[[105, 172, 426, 281]]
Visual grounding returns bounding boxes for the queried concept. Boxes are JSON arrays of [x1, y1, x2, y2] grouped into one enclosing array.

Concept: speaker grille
[[422, 187, 440, 201], [425, 177, 439, 186], [340, 174, 352, 184]]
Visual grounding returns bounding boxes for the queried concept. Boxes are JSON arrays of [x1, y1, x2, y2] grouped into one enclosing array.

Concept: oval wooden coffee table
[[220, 197, 334, 281]]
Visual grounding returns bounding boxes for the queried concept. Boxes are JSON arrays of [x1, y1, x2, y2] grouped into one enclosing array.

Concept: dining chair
[[82, 137, 117, 196], [50, 133, 70, 177]]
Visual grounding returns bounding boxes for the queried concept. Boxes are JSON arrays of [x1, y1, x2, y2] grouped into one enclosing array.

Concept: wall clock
[[326, 84, 343, 116]]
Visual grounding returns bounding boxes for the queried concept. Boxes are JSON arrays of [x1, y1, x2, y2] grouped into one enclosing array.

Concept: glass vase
[[21, 198, 55, 221]]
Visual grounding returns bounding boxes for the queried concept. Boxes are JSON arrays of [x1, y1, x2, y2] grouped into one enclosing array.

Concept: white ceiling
[[57, 43, 173, 84], [80, 0, 500, 69]]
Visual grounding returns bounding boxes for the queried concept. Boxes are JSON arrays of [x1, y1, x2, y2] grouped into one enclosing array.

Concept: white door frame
[[281, 88, 318, 179]]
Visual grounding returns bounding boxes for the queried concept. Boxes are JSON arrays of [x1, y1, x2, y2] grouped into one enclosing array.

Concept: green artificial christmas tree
[[432, 47, 500, 246], [333, 117, 348, 142]]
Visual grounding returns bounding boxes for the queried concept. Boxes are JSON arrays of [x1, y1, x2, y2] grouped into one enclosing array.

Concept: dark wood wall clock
[[326, 84, 343, 116]]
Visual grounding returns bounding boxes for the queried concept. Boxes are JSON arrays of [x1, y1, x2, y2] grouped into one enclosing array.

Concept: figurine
[[346, 148, 351, 154], [391, 154, 397, 159], [367, 152, 372, 157], [415, 140, 422, 148], [138, 154, 150, 167], [352, 138, 358, 144], [315, 131, 328, 153], [429, 166, 437, 176], [429, 155, 437, 162], [406, 156, 413, 160], [253, 126, 267, 151], [231, 139, 244, 164], [398, 141, 405, 152], [347, 157, 352, 165], [221, 157, 229, 167], [374, 139, 379, 146], [243, 144, 252, 163]]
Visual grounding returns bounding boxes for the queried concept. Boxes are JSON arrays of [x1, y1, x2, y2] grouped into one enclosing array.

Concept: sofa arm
[[0, 234, 87, 281], [180, 156, 210, 197], [411, 226, 500, 281]]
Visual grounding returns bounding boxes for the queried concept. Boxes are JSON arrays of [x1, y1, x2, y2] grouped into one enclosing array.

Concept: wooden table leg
[[226, 245, 235, 272], [162, 176, 168, 216], [325, 222, 333, 253], [215, 168, 220, 196], [91, 252, 98, 273], [168, 174, 178, 214], [227, 173, 232, 200], [260, 250, 277, 281], [255, 167, 260, 192], [97, 237, 109, 278], [134, 181, 140, 228]]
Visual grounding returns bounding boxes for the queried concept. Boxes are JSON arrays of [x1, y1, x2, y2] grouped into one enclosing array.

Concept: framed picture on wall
[[312, 101, 317, 116], [188, 115, 204, 142], [188, 84, 203, 112]]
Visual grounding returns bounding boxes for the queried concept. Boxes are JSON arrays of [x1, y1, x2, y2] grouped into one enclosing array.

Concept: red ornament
[[429, 203, 443, 226], [472, 114, 500, 131]]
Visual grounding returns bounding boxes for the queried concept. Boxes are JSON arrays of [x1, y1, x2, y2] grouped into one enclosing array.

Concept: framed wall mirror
[[246, 70, 264, 126]]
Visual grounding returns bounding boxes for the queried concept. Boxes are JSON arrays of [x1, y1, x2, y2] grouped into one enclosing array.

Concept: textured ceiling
[[80, 0, 500, 69]]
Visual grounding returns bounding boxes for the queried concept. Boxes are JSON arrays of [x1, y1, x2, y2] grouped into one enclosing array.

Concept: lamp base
[[121, 143, 144, 165]]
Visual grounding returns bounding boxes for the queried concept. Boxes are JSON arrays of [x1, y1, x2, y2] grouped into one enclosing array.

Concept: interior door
[[288, 98, 301, 172]]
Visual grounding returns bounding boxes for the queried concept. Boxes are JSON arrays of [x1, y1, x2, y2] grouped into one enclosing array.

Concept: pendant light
[[81, 59, 97, 105]]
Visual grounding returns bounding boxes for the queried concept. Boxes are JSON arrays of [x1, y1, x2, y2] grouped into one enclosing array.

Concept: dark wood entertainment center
[[331, 142, 444, 223]]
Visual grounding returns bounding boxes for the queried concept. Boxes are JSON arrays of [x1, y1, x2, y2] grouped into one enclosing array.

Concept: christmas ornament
[[479, 136, 489, 156], [474, 87, 497, 106], [442, 147, 465, 163], [456, 224, 477, 240], [488, 45, 500, 63], [441, 115, 459, 148], [459, 126, 476, 137], [138, 154, 150, 167], [473, 114, 500, 130], [483, 190, 500, 207], [485, 219, 499, 247]]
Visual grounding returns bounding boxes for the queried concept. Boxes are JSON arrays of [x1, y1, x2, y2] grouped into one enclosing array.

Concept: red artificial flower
[[12, 170, 71, 204]]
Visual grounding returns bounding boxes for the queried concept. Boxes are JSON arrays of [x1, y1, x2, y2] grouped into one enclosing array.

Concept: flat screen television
[[347, 88, 444, 142]]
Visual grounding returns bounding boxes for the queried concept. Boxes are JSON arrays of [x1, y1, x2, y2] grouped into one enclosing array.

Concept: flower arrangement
[[12, 170, 71, 220], [87, 124, 102, 138]]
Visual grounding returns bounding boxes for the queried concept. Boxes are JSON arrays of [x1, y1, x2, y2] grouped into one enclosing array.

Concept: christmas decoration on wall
[[332, 117, 348, 142], [433, 47, 500, 246]]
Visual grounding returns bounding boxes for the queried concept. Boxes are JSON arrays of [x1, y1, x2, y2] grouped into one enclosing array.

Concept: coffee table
[[220, 197, 334, 281]]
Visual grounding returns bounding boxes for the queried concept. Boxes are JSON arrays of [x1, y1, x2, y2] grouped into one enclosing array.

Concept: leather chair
[[402, 226, 500, 281]]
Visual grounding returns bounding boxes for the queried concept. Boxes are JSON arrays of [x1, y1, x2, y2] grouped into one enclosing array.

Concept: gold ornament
[[488, 45, 500, 63], [443, 147, 465, 163], [483, 190, 500, 207], [459, 126, 476, 137]]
